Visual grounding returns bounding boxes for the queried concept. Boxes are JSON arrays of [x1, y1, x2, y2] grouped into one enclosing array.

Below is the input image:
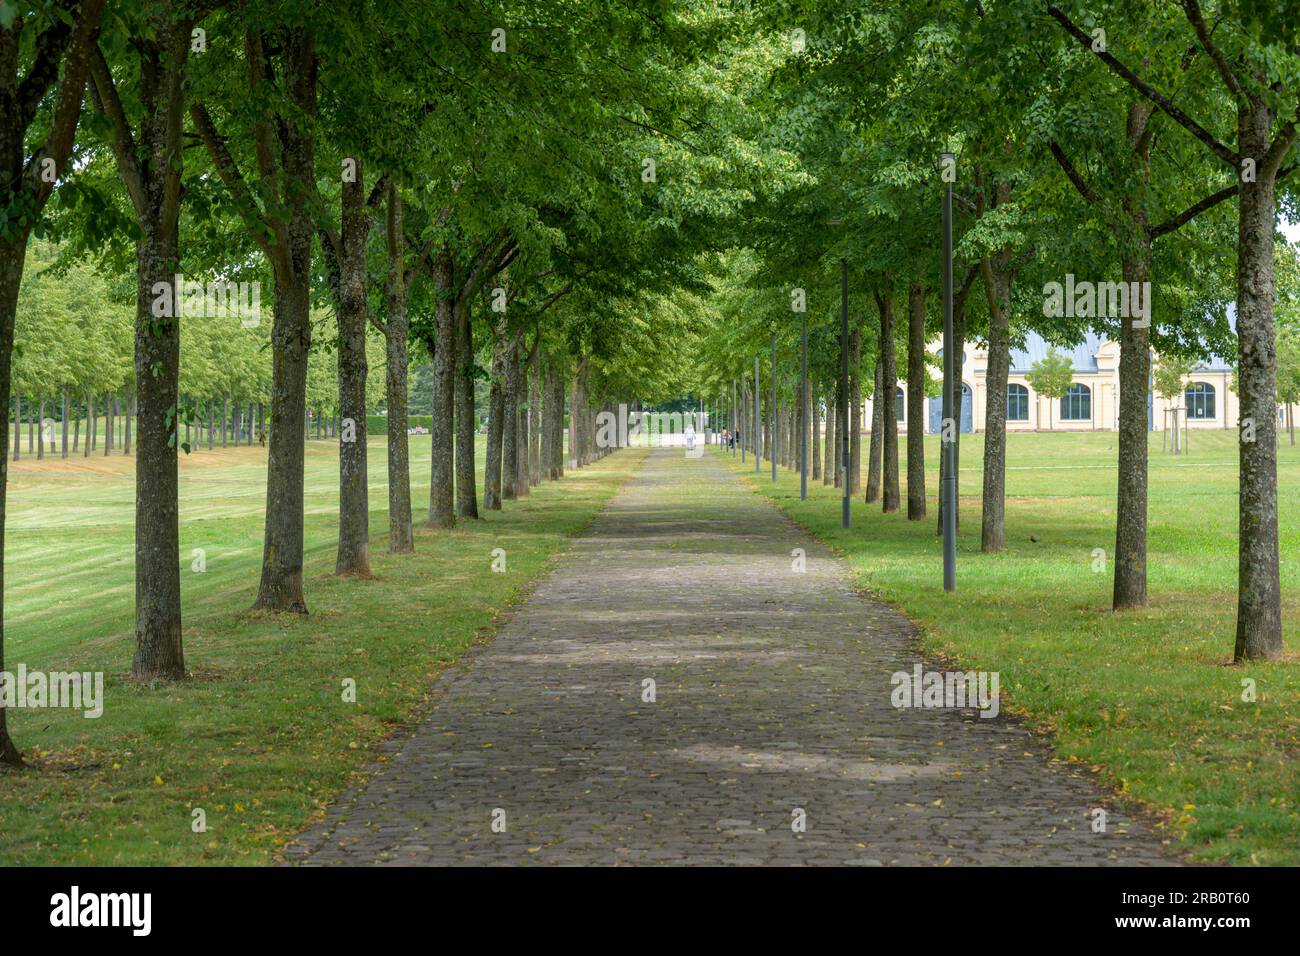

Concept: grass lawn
[[0, 435, 643, 865], [721, 429, 1299, 865]]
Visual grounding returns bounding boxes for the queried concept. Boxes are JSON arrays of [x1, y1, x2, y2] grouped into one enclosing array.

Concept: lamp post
[[940, 151, 957, 593], [741, 374, 747, 463]]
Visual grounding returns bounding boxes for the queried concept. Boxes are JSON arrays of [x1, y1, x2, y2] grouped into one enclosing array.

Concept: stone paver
[[287, 447, 1175, 865]]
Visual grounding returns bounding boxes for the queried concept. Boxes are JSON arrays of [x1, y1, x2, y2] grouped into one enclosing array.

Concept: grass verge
[[719, 430, 1298, 865], [0, 439, 643, 865]]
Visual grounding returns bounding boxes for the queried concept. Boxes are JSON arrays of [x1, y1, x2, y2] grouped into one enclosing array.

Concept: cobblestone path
[[289, 447, 1174, 866]]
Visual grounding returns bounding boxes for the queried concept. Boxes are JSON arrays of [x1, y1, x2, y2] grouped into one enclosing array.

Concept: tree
[[0, 0, 105, 764], [1278, 325, 1300, 445], [190, 11, 320, 613], [1038, 1, 1246, 614], [1047, 0, 1297, 660], [1155, 353, 1196, 454], [1025, 349, 1075, 431], [88, 0, 214, 678]]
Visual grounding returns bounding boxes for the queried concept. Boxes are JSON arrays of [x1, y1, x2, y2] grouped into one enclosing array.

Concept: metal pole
[[771, 332, 777, 482], [840, 258, 850, 529], [755, 354, 761, 472], [732, 379, 738, 457], [741, 375, 747, 463], [800, 308, 808, 500], [941, 152, 957, 593]]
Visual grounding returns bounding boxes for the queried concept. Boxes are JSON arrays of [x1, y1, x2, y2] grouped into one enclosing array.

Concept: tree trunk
[[784, 398, 792, 468], [254, 266, 312, 613], [454, 298, 478, 518], [826, 382, 837, 486], [540, 354, 557, 479], [544, 354, 564, 479], [383, 184, 414, 552], [866, 361, 883, 503], [573, 355, 591, 467], [567, 371, 577, 470], [37, 397, 44, 460], [237, 27, 322, 612], [811, 386, 821, 481], [1233, 102, 1283, 660], [938, 289, 968, 535], [502, 338, 520, 500], [88, 1, 194, 681], [123, 393, 133, 454], [1113, 243, 1152, 609], [529, 347, 542, 486], [428, 247, 455, 527], [879, 290, 900, 513], [980, 254, 1011, 553], [334, 167, 370, 577], [132, 236, 184, 678], [484, 321, 507, 510], [0, 237, 26, 762], [850, 327, 863, 496], [906, 283, 927, 519], [516, 348, 531, 496], [61, 390, 69, 458]]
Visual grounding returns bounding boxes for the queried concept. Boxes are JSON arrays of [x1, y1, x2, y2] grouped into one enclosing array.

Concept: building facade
[[868, 330, 1295, 435]]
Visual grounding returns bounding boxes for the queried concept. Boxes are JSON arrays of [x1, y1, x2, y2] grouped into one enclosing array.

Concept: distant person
[[684, 422, 696, 452]]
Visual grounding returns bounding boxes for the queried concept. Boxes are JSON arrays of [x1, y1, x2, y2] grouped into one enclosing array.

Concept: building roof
[[1008, 322, 1235, 375], [1008, 332, 1104, 373]]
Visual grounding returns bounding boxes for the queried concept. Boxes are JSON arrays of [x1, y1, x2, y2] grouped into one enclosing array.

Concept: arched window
[[1061, 383, 1091, 421], [1007, 383, 1029, 421], [895, 387, 905, 421], [1185, 382, 1215, 420]]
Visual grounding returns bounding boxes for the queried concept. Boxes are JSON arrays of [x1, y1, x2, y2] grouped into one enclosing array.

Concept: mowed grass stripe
[[725, 429, 1298, 866], [0, 436, 640, 865]]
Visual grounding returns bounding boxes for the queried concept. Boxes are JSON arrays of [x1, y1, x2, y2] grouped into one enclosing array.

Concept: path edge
[[278, 447, 649, 864]]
